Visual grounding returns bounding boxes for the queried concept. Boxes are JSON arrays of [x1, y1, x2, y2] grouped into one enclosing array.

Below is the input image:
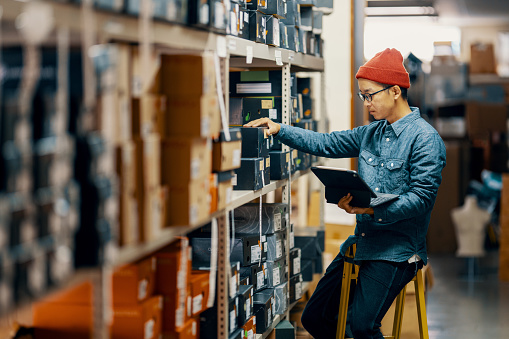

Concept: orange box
[[112, 256, 156, 305], [189, 271, 211, 316], [161, 137, 212, 186], [212, 130, 242, 172], [33, 282, 93, 339], [111, 295, 163, 339], [241, 315, 257, 338], [156, 238, 191, 331], [210, 173, 218, 214], [163, 316, 199, 339]]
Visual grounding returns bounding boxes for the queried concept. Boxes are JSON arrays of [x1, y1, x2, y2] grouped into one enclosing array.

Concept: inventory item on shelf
[[289, 273, 303, 303], [111, 295, 163, 339], [301, 259, 314, 282], [267, 231, 287, 261], [230, 70, 283, 97], [257, 281, 289, 315], [200, 295, 239, 337], [189, 270, 211, 316], [269, 150, 290, 180], [289, 247, 301, 277], [237, 284, 254, 327], [230, 261, 241, 299], [240, 127, 273, 158], [240, 262, 268, 293], [240, 315, 257, 338], [265, 15, 281, 47], [212, 128, 242, 172], [266, 257, 288, 287], [230, 203, 288, 235], [248, 10, 267, 44], [112, 256, 157, 306], [233, 157, 265, 191], [253, 291, 274, 334]]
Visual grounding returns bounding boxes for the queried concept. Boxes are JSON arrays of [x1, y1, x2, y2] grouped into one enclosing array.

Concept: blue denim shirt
[[275, 108, 446, 264]]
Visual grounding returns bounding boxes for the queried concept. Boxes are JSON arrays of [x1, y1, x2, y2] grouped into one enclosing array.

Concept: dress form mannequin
[[451, 195, 491, 257]]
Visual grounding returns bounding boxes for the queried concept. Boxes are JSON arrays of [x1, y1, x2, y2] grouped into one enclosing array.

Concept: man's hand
[[338, 193, 374, 215], [243, 118, 281, 137]]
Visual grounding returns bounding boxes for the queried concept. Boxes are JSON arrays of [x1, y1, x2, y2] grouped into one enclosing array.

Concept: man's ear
[[391, 85, 401, 100]]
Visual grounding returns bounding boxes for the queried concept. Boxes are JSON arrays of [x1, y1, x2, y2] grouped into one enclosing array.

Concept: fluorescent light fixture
[[365, 6, 437, 17]]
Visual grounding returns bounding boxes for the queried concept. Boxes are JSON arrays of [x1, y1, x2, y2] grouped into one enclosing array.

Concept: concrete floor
[[426, 251, 509, 339]]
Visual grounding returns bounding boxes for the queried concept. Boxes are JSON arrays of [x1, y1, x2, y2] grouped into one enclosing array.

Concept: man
[[244, 48, 446, 338]]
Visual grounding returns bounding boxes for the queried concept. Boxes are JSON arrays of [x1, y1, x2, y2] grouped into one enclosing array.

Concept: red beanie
[[355, 48, 410, 89]]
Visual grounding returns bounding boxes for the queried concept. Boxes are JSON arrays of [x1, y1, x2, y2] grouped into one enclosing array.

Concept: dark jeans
[[301, 252, 424, 339]]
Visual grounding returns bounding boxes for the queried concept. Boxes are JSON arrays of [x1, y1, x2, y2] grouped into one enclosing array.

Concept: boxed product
[[240, 315, 257, 338], [131, 94, 166, 138], [281, 0, 299, 26], [257, 281, 289, 315], [112, 256, 157, 305], [240, 262, 268, 292], [217, 170, 235, 211], [111, 296, 163, 339], [297, 77, 311, 97], [200, 296, 239, 336], [253, 291, 274, 334], [265, 15, 280, 47], [131, 47, 161, 98], [116, 142, 138, 246], [212, 129, 243, 172], [188, 271, 211, 316], [275, 320, 295, 337], [266, 257, 288, 287], [269, 150, 290, 180], [229, 97, 244, 126], [267, 231, 286, 261], [301, 259, 314, 282], [289, 248, 301, 277], [257, 0, 286, 18], [240, 127, 272, 158], [248, 10, 266, 43], [237, 285, 254, 326], [231, 203, 288, 235], [289, 273, 303, 303], [230, 71, 283, 97], [161, 138, 212, 186], [299, 6, 313, 31], [233, 157, 264, 191], [240, 276, 250, 286], [279, 22, 288, 49], [166, 176, 210, 226], [230, 261, 241, 299], [167, 316, 199, 339]]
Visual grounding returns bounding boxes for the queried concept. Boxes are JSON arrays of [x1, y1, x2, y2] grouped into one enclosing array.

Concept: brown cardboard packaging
[[139, 186, 166, 242], [164, 316, 199, 339], [116, 143, 139, 246], [165, 94, 221, 138], [217, 178, 233, 211], [132, 47, 161, 97], [156, 238, 191, 332], [210, 173, 218, 214], [111, 295, 163, 339], [160, 54, 216, 97], [189, 271, 211, 316], [241, 315, 257, 338], [112, 256, 157, 305], [33, 282, 94, 339], [212, 139, 242, 172], [132, 94, 167, 138], [166, 178, 210, 226], [161, 137, 212, 186], [470, 43, 497, 74], [466, 102, 508, 137]]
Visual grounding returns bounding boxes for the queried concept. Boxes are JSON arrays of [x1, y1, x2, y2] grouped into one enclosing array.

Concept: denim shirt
[[275, 108, 446, 264]]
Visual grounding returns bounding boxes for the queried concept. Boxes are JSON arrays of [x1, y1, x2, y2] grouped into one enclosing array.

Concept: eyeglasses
[[357, 86, 393, 102]]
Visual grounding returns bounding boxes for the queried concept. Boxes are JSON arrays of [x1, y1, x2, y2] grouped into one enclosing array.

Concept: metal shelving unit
[[0, 1, 326, 337]]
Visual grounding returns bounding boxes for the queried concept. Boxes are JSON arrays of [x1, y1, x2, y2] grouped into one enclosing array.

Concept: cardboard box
[[165, 94, 221, 138], [116, 143, 138, 246], [156, 238, 191, 331], [465, 102, 508, 137], [188, 271, 211, 316], [134, 135, 161, 194], [167, 177, 210, 226], [212, 129, 242, 172], [161, 137, 212, 186], [112, 256, 156, 305], [160, 54, 216, 97], [33, 282, 93, 339], [164, 316, 199, 339], [140, 186, 166, 242], [132, 94, 166, 138], [470, 43, 497, 74], [131, 47, 161, 98], [240, 315, 257, 338], [111, 296, 163, 339], [217, 171, 234, 211]]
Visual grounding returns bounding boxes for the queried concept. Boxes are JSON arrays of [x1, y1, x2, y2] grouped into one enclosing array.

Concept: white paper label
[[246, 46, 253, 64], [187, 296, 192, 317], [144, 318, 155, 339], [192, 320, 197, 335], [176, 307, 184, 327], [247, 329, 254, 339], [192, 294, 203, 315], [269, 108, 278, 119], [230, 310, 236, 333], [257, 270, 264, 289], [232, 149, 241, 167], [268, 308, 272, 326], [273, 267, 280, 286], [191, 158, 200, 179], [276, 240, 282, 259], [217, 36, 227, 58], [246, 300, 251, 319], [230, 275, 237, 298], [251, 245, 261, 263], [293, 257, 301, 275], [274, 213, 282, 231], [201, 117, 210, 137], [138, 279, 148, 300], [232, 173, 238, 186], [290, 229, 295, 249], [296, 281, 302, 299], [226, 186, 233, 204]]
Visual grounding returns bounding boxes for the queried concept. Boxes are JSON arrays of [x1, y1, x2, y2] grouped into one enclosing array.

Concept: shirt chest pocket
[[385, 159, 406, 192], [359, 150, 379, 182]]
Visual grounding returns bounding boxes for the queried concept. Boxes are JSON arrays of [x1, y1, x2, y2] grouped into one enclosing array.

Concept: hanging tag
[[214, 53, 231, 141], [275, 50, 283, 66], [246, 46, 253, 64], [207, 218, 218, 308], [217, 36, 227, 58]]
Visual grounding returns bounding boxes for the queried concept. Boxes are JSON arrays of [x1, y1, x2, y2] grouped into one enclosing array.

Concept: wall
[[460, 25, 509, 65]]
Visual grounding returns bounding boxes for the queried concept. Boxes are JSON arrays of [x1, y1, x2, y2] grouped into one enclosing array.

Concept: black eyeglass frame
[[357, 85, 394, 102]]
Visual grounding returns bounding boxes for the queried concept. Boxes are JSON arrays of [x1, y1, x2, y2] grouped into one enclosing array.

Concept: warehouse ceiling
[[366, 0, 509, 25]]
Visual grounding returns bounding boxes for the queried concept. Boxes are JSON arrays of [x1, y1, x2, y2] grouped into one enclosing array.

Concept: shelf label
[[217, 36, 227, 58], [275, 50, 283, 66], [228, 37, 237, 51], [246, 46, 253, 64]]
